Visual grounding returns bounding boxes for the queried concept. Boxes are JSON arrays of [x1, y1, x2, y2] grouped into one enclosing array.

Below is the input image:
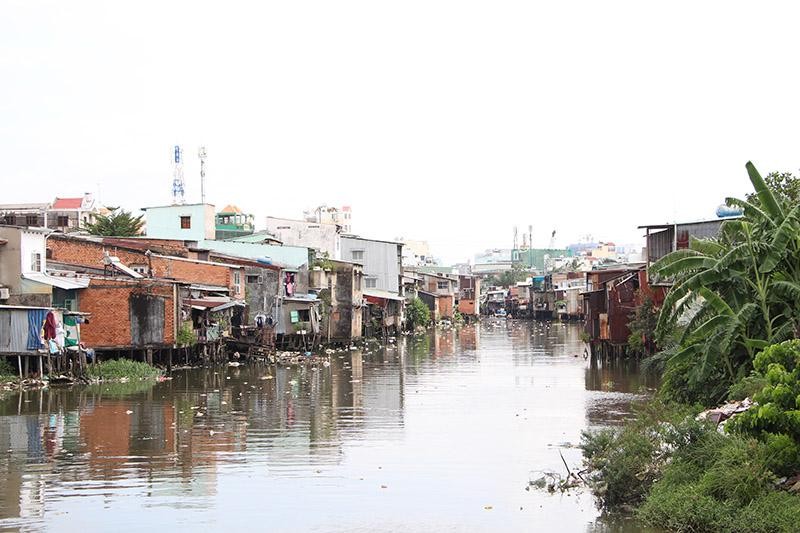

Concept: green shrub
[[87, 359, 161, 381], [728, 373, 768, 401], [406, 297, 431, 328], [581, 400, 704, 508], [637, 431, 800, 532], [0, 358, 16, 381], [177, 321, 197, 347]]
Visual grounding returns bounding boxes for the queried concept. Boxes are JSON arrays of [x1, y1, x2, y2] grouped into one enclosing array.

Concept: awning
[[363, 289, 405, 302], [209, 300, 246, 312], [189, 284, 230, 293], [22, 272, 89, 290]]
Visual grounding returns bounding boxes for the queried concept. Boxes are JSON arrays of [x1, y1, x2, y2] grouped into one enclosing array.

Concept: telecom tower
[[171, 145, 186, 205], [198, 146, 207, 204]]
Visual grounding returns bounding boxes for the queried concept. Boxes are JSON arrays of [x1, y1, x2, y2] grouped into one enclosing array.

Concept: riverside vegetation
[[582, 162, 800, 532]]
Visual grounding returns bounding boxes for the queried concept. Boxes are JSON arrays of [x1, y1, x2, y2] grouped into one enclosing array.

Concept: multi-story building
[[304, 205, 352, 234], [399, 238, 437, 267], [0, 226, 88, 307], [340, 235, 402, 294], [0, 193, 101, 232], [264, 216, 341, 259]]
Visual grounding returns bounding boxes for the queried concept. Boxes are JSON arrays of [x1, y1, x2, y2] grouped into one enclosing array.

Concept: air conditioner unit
[[0, 288, 9, 300]]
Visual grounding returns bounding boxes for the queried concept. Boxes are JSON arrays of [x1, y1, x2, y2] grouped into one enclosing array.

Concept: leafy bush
[[729, 341, 800, 439], [0, 358, 16, 381], [638, 433, 800, 533], [87, 359, 161, 381], [728, 373, 768, 401], [581, 400, 703, 508], [406, 297, 431, 328], [177, 321, 197, 347]]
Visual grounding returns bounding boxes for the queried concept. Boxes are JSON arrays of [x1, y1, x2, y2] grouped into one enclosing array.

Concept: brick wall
[[49, 236, 148, 270], [49, 236, 244, 299], [79, 277, 176, 349]]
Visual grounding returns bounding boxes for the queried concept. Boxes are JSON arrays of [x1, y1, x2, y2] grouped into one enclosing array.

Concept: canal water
[[0, 322, 655, 532]]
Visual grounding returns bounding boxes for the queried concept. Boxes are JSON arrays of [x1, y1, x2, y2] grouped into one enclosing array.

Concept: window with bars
[[351, 250, 364, 260], [180, 216, 191, 229], [365, 277, 377, 289], [30, 252, 42, 272]]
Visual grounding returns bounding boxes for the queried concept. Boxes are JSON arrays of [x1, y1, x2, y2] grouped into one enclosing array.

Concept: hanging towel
[[44, 311, 57, 340], [27, 309, 47, 350]]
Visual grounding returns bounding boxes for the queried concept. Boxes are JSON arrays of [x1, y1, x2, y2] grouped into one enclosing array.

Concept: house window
[[233, 271, 241, 293], [57, 215, 69, 227], [365, 277, 377, 289], [31, 252, 42, 272], [277, 225, 291, 230], [437, 281, 449, 290], [180, 216, 191, 229], [247, 275, 261, 284], [2, 215, 14, 225], [26, 215, 38, 226], [131, 264, 148, 275], [351, 250, 364, 260]]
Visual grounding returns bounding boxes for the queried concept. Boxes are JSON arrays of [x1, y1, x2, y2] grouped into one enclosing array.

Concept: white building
[[303, 205, 352, 234], [399, 238, 437, 267], [264, 216, 341, 259]]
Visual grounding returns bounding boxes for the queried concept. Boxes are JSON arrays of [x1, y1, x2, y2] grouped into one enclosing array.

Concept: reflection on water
[[0, 322, 652, 532]]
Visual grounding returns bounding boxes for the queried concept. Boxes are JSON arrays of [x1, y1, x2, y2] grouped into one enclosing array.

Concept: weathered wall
[[79, 278, 176, 349], [49, 236, 243, 299], [244, 267, 280, 318]]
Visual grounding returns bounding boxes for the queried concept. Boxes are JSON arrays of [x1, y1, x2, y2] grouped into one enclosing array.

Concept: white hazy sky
[[2, 1, 799, 264]]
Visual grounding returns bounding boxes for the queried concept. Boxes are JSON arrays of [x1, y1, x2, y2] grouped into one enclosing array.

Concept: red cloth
[[44, 311, 57, 340]]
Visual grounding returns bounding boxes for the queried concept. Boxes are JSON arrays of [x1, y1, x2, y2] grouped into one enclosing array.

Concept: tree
[[85, 208, 144, 236], [652, 161, 800, 405], [406, 297, 431, 329], [746, 170, 800, 206]]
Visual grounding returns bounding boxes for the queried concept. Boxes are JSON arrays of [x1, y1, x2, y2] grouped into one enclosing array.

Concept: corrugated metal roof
[[22, 272, 90, 289], [363, 289, 405, 301]]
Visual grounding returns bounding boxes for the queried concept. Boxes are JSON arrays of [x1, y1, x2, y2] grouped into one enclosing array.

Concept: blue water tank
[[716, 204, 743, 218], [257, 257, 273, 265]]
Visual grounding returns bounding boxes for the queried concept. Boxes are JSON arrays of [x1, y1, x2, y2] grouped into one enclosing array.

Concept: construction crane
[[171, 145, 185, 205]]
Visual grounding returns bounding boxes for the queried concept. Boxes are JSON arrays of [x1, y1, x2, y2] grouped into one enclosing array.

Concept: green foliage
[[84, 208, 144, 236], [177, 321, 197, 347], [728, 373, 769, 401], [486, 263, 528, 288], [746, 171, 800, 206], [86, 359, 161, 381], [0, 358, 16, 382], [406, 297, 431, 328], [581, 400, 703, 508], [626, 292, 658, 356], [637, 433, 800, 532], [726, 340, 800, 474], [584, 397, 800, 532], [652, 161, 800, 406], [311, 251, 334, 271]]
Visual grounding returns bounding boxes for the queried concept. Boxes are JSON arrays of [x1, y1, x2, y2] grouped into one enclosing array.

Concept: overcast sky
[[2, 1, 799, 263]]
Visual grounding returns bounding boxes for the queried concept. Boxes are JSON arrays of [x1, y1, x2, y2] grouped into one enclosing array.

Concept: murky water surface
[[0, 322, 656, 532]]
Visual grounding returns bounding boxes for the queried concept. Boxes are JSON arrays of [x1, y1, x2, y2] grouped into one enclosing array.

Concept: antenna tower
[[171, 145, 186, 205], [198, 146, 207, 204]]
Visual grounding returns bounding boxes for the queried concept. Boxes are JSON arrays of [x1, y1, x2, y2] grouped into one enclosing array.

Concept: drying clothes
[[43, 311, 57, 340]]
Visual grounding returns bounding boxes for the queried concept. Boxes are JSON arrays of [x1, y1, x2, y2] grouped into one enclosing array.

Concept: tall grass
[[86, 359, 161, 381]]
